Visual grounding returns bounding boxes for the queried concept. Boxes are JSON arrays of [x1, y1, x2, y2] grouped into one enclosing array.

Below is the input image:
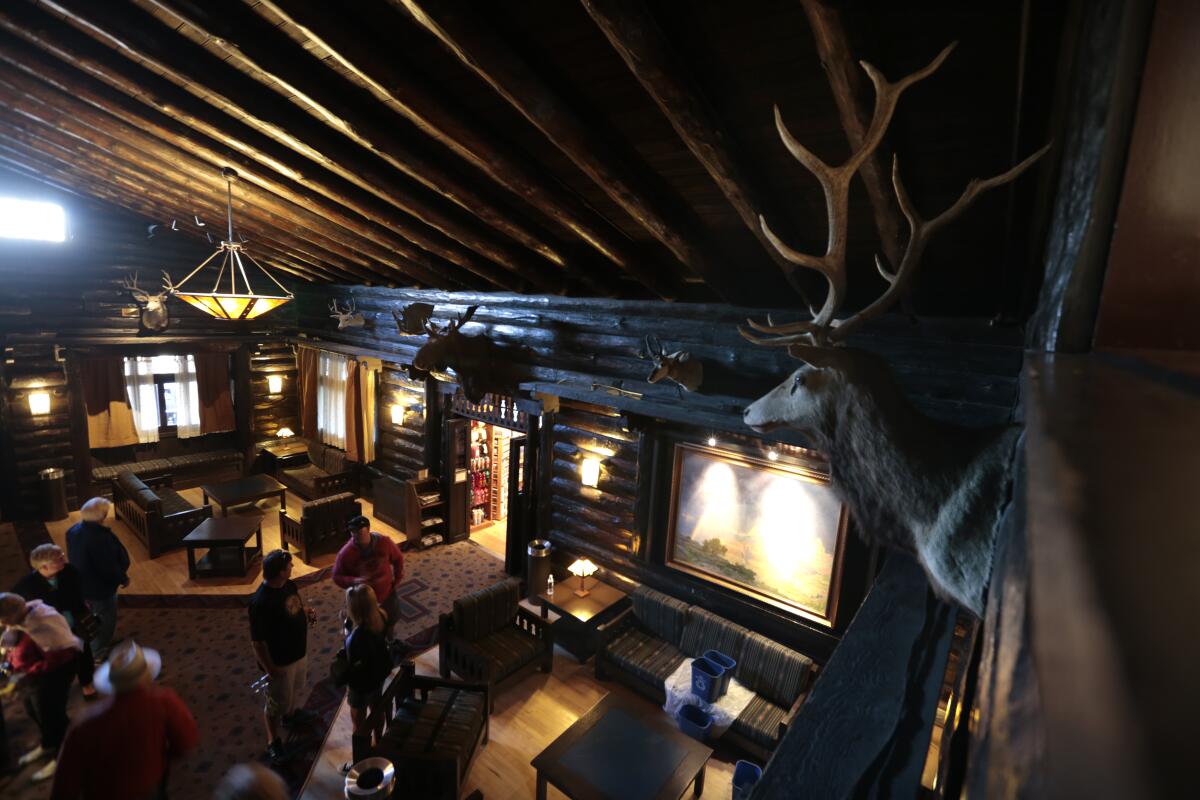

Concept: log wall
[[376, 365, 427, 481], [249, 341, 298, 438]]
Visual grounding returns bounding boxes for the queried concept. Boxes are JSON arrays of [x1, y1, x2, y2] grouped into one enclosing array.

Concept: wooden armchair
[[438, 578, 553, 711], [359, 662, 490, 800], [111, 471, 211, 558], [277, 492, 360, 563]]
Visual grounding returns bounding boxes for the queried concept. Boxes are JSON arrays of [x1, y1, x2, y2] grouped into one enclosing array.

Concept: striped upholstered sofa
[[595, 585, 815, 761]]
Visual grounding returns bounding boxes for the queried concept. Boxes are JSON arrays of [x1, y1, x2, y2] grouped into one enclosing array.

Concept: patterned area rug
[[0, 534, 506, 799]]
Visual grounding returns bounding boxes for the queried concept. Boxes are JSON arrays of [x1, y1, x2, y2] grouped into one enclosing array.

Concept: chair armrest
[[594, 606, 634, 652], [778, 665, 817, 739], [144, 473, 175, 489], [278, 510, 300, 535], [439, 614, 490, 683], [515, 606, 553, 644]]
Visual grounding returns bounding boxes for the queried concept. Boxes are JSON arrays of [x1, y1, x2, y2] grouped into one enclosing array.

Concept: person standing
[[13, 544, 99, 700], [249, 549, 317, 765], [0, 592, 82, 782], [50, 640, 197, 800], [332, 516, 404, 642], [66, 497, 130, 661], [341, 584, 392, 773]]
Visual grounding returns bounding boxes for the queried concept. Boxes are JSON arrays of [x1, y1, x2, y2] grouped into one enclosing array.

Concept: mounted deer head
[[121, 271, 174, 333], [641, 335, 703, 393], [328, 299, 365, 329], [740, 43, 1048, 616]]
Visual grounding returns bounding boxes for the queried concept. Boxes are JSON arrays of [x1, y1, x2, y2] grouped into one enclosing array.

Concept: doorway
[[465, 419, 521, 561]]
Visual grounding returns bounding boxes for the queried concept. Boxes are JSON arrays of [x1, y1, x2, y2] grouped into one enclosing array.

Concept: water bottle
[[547, 573, 555, 596]]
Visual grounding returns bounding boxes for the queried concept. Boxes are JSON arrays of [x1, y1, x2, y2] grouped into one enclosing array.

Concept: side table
[[537, 575, 629, 662]]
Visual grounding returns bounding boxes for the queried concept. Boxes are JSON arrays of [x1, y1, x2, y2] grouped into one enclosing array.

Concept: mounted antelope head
[[641, 335, 703, 393], [741, 43, 1048, 616], [328, 299, 365, 329], [121, 271, 174, 333]]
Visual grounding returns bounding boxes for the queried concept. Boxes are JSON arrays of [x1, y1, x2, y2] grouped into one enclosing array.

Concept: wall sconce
[[276, 427, 294, 438], [568, 558, 598, 597], [28, 391, 51, 416], [390, 403, 406, 425], [580, 457, 601, 488], [267, 374, 283, 394]]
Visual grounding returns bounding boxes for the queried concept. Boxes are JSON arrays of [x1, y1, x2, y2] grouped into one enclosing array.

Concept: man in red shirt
[[50, 640, 197, 800], [332, 515, 404, 641]]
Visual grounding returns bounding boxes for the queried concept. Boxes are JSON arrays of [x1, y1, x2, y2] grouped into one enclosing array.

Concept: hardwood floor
[[301, 644, 739, 799], [470, 517, 508, 562], [45, 488, 408, 596]]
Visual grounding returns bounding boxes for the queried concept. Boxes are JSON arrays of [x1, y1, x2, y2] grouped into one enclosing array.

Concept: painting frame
[[665, 443, 849, 628]]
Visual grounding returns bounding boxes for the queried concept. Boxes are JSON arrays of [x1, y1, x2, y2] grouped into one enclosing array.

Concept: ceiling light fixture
[[168, 167, 293, 320]]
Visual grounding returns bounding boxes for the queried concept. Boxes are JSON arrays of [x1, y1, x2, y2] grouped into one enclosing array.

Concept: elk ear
[[787, 344, 842, 369]]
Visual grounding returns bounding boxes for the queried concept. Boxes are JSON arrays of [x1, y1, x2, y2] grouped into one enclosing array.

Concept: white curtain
[[124, 355, 201, 442], [317, 350, 349, 449]]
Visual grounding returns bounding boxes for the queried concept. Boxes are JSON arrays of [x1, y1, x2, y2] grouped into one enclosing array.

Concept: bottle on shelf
[[547, 573, 555, 597]]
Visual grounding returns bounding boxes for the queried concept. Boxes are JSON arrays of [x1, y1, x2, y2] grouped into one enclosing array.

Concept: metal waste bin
[[526, 539, 554, 599], [39, 467, 68, 522]]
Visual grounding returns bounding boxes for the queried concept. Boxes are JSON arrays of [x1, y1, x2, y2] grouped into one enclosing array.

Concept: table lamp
[[568, 558, 598, 597], [276, 427, 294, 438]]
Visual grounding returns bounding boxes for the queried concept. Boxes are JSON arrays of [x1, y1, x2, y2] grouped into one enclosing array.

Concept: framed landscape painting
[[666, 443, 848, 627]]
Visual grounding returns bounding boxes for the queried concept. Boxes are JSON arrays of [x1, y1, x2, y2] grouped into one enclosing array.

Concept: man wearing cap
[[332, 516, 404, 641], [249, 549, 317, 765], [50, 640, 197, 800]]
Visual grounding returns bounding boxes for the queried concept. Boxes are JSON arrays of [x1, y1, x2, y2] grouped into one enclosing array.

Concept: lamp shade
[[276, 427, 294, 438], [267, 374, 283, 394], [568, 558, 598, 579], [28, 391, 50, 415], [390, 404, 405, 425], [580, 457, 601, 488]]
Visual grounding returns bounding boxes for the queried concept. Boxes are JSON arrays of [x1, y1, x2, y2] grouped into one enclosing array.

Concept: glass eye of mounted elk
[[741, 42, 1050, 616]]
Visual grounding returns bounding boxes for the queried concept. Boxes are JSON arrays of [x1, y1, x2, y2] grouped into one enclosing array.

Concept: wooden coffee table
[[537, 575, 629, 662], [183, 514, 264, 579], [532, 694, 711, 800], [202, 474, 287, 517]]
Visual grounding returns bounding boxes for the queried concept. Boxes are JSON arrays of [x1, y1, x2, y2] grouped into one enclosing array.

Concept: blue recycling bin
[[691, 656, 724, 703], [678, 703, 713, 743], [731, 760, 763, 800], [703, 649, 736, 695]]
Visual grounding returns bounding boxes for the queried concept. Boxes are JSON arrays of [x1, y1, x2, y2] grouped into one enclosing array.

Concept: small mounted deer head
[[641, 335, 703, 393], [121, 271, 174, 333], [328, 299, 365, 329], [739, 43, 1048, 616], [392, 302, 435, 335]]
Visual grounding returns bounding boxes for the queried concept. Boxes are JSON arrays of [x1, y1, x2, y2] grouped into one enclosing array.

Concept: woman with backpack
[[340, 584, 393, 774]]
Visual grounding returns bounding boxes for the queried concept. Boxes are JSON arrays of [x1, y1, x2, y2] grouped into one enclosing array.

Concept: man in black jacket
[[13, 543, 98, 699], [66, 497, 130, 661]]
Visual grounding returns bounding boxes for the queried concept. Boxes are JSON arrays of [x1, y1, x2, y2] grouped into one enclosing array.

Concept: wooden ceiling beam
[[251, 0, 675, 299], [581, 0, 812, 305], [0, 15, 501, 292], [0, 33, 494, 291], [29, 0, 549, 293], [0, 128, 344, 284], [395, 0, 741, 302], [798, 0, 904, 270], [133, 0, 566, 295]]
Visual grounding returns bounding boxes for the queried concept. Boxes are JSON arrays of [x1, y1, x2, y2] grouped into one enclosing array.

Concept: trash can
[[704, 649, 737, 695], [691, 656, 725, 703], [39, 467, 68, 522], [526, 539, 554, 599], [731, 760, 763, 800], [678, 703, 713, 743]]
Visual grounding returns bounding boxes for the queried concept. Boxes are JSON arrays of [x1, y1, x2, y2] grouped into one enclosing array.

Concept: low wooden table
[[183, 514, 264, 579], [202, 474, 287, 517], [532, 693, 712, 800], [256, 438, 309, 474], [537, 575, 629, 662]]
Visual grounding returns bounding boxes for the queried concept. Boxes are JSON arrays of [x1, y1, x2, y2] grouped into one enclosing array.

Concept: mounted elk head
[[328, 299, 366, 329], [121, 271, 174, 333], [404, 305, 522, 403], [741, 43, 1048, 616], [641, 335, 703, 393]]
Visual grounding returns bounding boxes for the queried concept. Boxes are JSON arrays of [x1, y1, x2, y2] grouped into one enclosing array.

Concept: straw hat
[[94, 640, 162, 694]]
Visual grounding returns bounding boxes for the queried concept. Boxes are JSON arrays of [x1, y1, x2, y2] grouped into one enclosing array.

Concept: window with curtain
[[124, 355, 201, 442], [317, 350, 349, 449]]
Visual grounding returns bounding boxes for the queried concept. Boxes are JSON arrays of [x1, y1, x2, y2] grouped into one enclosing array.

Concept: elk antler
[[742, 42, 1049, 348], [160, 270, 177, 295], [121, 272, 149, 301], [448, 305, 479, 332]]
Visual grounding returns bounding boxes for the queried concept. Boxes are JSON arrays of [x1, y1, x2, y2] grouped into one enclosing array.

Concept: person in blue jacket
[[65, 497, 130, 661]]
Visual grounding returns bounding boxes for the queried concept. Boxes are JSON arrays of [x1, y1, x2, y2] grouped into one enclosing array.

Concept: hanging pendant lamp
[[169, 167, 293, 320]]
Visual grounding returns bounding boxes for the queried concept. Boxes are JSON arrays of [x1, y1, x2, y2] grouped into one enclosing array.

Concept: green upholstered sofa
[[438, 578, 553, 711], [595, 585, 815, 762]]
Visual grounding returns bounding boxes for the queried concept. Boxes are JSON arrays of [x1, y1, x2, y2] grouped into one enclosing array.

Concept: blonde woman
[[341, 584, 392, 773]]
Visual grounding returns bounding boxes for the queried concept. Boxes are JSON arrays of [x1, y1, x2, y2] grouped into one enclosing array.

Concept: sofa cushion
[[473, 628, 543, 681], [381, 685, 485, 761], [157, 487, 195, 517], [731, 694, 786, 749], [166, 449, 242, 470], [453, 578, 520, 642], [605, 626, 686, 689], [281, 463, 325, 491], [324, 447, 349, 475], [679, 606, 750, 660], [737, 633, 812, 708], [306, 440, 326, 472], [630, 586, 690, 647], [115, 472, 162, 515]]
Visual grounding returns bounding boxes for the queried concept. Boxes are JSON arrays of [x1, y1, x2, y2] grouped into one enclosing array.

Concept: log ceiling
[[0, 0, 1050, 311]]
